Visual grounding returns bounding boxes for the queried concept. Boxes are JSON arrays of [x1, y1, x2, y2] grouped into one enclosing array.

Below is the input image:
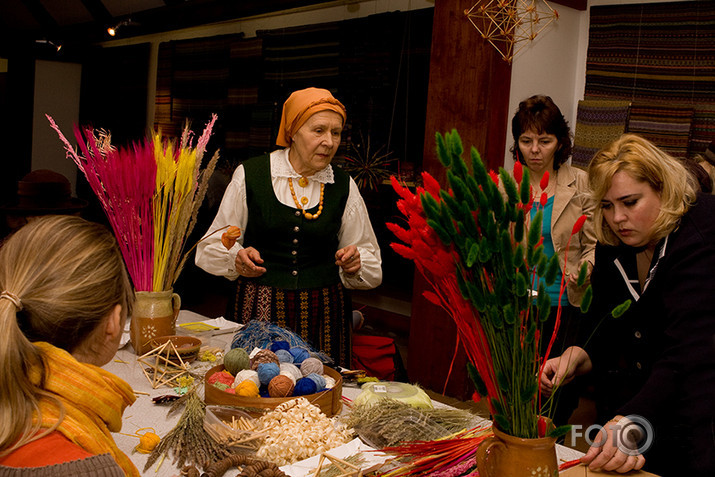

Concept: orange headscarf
[[276, 87, 347, 147]]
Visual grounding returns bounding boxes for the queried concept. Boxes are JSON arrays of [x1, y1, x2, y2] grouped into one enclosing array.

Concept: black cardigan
[[582, 193, 715, 477]]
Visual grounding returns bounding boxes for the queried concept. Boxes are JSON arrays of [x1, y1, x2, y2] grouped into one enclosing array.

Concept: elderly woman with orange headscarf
[[196, 87, 382, 366]]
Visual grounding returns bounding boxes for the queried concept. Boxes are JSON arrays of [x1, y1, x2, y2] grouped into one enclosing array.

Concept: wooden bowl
[[205, 364, 343, 417], [148, 335, 202, 363]]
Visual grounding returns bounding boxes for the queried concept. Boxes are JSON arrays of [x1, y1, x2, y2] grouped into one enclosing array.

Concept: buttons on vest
[[295, 211, 301, 217], [291, 250, 297, 256], [634, 330, 642, 339], [291, 270, 298, 276], [293, 238, 298, 244], [635, 362, 642, 370], [293, 226, 300, 232]]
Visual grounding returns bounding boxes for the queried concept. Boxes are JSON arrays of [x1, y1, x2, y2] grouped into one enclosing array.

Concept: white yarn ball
[[233, 369, 260, 389], [323, 374, 336, 390], [280, 362, 302, 383]]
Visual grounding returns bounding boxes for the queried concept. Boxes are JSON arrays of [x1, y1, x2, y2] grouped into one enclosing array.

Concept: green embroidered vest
[[242, 155, 350, 289]]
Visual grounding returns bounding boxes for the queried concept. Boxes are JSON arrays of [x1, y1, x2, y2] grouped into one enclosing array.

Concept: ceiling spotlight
[[35, 39, 62, 52], [107, 18, 140, 37]]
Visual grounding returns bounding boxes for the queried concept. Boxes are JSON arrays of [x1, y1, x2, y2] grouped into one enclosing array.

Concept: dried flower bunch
[[342, 132, 395, 191], [47, 114, 219, 292], [389, 130, 590, 439]]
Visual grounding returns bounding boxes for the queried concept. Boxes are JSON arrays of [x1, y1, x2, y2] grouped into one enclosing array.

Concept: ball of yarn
[[288, 347, 310, 364], [250, 349, 280, 370], [305, 372, 326, 391], [300, 357, 324, 376], [136, 431, 160, 454], [268, 375, 295, 397], [259, 385, 270, 398], [323, 374, 336, 389], [257, 362, 280, 386], [293, 377, 318, 396], [235, 380, 259, 397], [275, 349, 294, 364], [208, 370, 234, 387], [233, 369, 260, 389], [224, 347, 250, 375], [270, 340, 291, 352], [213, 382, 230, 391], [279, 362, 302, 383]]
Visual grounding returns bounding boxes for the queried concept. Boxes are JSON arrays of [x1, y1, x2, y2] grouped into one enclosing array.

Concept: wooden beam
[[550, 0, 587, 11], [408, 0, 512, 401]]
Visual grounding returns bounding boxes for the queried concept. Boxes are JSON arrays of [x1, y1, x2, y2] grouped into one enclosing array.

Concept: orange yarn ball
[[235, 380, 260, 397], [268, 374, 295, 398]]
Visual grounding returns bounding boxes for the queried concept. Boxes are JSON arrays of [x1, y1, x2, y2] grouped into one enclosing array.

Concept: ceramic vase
[[476, 425, 558, 477], [129, 289, 181, 354]]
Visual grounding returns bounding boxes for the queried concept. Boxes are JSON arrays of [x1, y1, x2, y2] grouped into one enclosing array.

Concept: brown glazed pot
[[476, 424, 558, 477], [130, 290, 181, 354]]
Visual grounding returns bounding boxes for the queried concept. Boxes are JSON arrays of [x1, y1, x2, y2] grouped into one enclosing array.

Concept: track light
[[107, 18, 139, 37], [35, 39, 62, 52]]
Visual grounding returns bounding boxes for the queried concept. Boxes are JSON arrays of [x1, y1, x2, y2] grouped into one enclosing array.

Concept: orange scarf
[[29, 342, 139, 476], [276, 87, 346, 147]]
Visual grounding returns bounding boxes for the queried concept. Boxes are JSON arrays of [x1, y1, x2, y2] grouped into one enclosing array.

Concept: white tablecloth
[[104, 311, 583, 476]]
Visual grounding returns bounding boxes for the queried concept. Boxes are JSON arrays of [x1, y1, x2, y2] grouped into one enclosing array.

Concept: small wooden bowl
[[205, 364, 343, 417], [149, 335, 202, 363]]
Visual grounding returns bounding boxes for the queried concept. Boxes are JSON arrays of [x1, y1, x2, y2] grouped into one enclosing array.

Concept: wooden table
[[104, 311, 597, 476]]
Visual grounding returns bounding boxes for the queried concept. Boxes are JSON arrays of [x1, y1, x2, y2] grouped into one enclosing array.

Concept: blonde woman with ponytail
[[0, 215, 139, 476]]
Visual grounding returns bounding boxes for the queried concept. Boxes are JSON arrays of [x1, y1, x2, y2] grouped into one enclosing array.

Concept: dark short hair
[[511, 95, 572, 169]]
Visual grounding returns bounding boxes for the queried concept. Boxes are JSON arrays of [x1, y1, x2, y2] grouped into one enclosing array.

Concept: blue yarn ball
[[288, 347, 310, 364], [257, 362, 281, 386], [259, 385, 270, 398], [293, 377, 318, 396], [270, 340, 291, 352], [275, 349, 294, 363], [306, 372, 326, 391]]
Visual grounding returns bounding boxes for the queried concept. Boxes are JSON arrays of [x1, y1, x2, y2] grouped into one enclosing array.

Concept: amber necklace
[[288, 177, 324, 220]]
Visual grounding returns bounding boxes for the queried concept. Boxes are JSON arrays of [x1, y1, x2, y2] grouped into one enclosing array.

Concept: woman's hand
[[539, 346, 592, 397], [581, 416, 647, 473], [235, 247, 266, 277], [335, 245, 361, 275], [566, 260, 593, 286]]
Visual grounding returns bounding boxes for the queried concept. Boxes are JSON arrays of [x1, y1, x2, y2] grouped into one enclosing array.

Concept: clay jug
[[130, 290, 181, 354], [476, 425, 558, 477]]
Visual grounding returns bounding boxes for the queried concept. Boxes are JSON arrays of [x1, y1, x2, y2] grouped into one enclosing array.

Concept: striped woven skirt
[[227, 279, 352, 367]]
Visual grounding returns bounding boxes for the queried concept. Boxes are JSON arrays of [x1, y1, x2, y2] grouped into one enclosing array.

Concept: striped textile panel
[[626, 102, 694, 158], [572, 99, 631, 169], [153, 36, 233, 145], [688, 106, 715, 157], [226, 37, 263, 161], [585, 1, 715, 104]]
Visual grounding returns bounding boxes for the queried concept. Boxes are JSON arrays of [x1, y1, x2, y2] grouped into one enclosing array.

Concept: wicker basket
[[204, 364, 343, 417]]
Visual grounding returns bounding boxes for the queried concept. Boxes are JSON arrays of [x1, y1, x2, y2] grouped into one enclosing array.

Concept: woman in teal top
[[511, 95, 597, 423]]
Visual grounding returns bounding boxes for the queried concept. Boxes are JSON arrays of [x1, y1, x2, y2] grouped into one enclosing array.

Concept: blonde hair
[[588, 134, 698, 246], [0, 215, 133, 455]]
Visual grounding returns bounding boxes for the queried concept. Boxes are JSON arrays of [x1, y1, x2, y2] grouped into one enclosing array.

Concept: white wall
[[31, 60, 82, 192], [504, 0, 690, 170]]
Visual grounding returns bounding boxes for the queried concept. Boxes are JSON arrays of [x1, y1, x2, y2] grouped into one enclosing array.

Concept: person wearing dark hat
[[0, 170, 88, 237], [196, 87, 382, 367]]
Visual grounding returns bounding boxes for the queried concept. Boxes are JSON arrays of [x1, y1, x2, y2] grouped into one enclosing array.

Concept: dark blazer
[[583, 193, 715, 477]]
